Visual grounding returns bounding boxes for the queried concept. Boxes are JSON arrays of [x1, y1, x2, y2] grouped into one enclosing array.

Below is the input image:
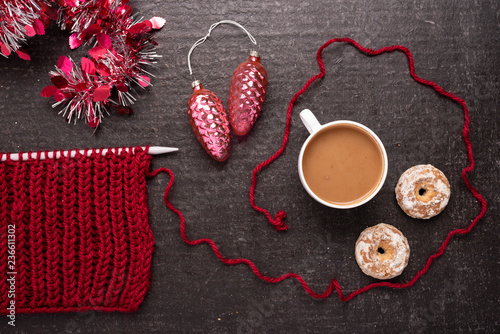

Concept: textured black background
[[1, 0, 499, 333]]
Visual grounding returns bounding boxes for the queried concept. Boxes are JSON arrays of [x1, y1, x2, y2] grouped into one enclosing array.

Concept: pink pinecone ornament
[[228, 51, 268, 136], [187, 80, 231, 161]]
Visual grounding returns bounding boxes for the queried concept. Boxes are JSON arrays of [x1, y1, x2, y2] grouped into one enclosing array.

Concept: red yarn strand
[[154, 38, 487, 301], [0, 37, 488, 311]]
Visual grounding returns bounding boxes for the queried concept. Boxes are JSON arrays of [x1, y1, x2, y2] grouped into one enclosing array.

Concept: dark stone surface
[[0, 0, 499, 333]]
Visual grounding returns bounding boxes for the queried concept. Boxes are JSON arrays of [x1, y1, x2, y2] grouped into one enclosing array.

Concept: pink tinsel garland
[[0, 0, 165, 128]]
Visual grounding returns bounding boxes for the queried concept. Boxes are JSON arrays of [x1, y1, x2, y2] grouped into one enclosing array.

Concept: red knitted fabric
[[0, 147, 154, 314]]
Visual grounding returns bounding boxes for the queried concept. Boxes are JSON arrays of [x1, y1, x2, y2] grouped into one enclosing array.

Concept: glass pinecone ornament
[[187, 80, 231, 161], [228, 50, 268, 136]]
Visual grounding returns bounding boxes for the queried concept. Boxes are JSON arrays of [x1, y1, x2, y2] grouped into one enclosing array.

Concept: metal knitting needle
[[1, 146, 178, 162]]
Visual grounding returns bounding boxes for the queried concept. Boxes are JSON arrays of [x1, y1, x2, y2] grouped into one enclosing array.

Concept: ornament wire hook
[[187, 20, 258, 78]]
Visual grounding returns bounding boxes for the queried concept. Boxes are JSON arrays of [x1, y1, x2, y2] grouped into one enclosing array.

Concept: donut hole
[[414, 181, 437, 203], [375, 240, 394, 261]]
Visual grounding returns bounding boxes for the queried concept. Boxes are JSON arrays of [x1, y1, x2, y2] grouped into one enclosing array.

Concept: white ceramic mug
[[298, 109, 388, 209]]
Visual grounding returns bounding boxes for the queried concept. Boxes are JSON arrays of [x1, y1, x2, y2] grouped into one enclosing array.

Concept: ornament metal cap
[[250, 50, 259, 57], [191, 80, 202, 88]]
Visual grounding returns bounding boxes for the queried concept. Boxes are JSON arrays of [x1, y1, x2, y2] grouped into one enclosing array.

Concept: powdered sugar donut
[[395, 164, 450, 219], [355, 223, 410, 280]]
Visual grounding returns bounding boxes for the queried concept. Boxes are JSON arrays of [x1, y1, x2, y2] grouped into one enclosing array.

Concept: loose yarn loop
[[0, 147, 154, 314], [157, 38, 487, 300]]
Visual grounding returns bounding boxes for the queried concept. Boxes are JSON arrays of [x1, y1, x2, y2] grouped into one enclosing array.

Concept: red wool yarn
[[0, 39, 488, 314], [155, 38, 487, 301], [0, 147, 154, 314]]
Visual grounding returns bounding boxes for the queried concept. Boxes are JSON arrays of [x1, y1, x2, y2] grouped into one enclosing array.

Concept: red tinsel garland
[[0, 0, 165, 128], [0, 0, 53, 59]]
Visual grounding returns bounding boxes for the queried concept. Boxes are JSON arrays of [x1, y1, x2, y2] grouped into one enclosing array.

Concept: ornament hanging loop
[[187, 20, 258, 77]]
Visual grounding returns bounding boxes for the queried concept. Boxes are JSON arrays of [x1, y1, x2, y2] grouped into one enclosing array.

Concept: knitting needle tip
[[148, 146, 179, 155]]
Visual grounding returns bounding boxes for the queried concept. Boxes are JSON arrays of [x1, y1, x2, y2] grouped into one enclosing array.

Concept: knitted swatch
[[0, 147, 154, 314]]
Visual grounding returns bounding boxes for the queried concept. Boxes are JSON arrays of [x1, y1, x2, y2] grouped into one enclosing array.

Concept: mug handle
[[300, 109, 322, 134]]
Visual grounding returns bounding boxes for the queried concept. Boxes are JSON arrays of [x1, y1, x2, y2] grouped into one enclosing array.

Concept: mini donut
[[355, 223, 410, 280], [395, 164, 450, 219]]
